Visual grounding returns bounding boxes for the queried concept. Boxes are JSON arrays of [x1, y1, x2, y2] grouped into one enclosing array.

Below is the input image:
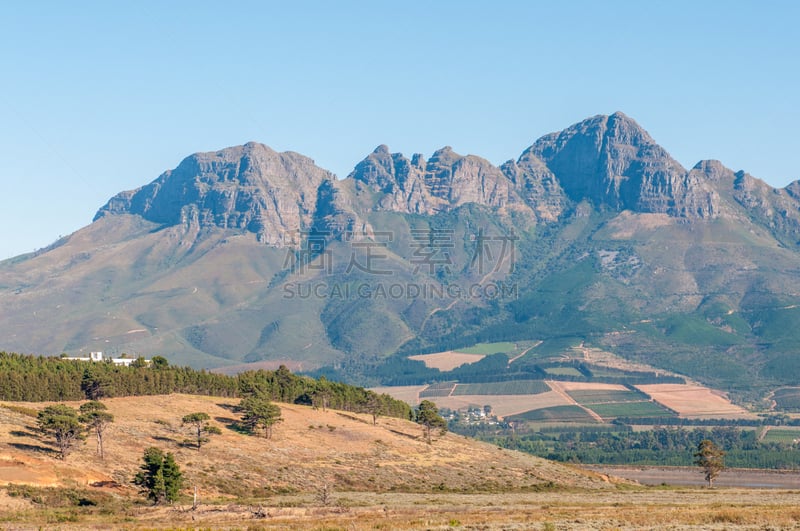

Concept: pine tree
[[239, 396, 283, 439], [134, 447, 183, 504], [79, 400, 114, 459], [37, 404, 84, 459], [362, 391, 385, 425], [416, 400, 447, 444], [81, 367, 113, 400], [694, 439, 725, 487], [181, 412, 221, 450]]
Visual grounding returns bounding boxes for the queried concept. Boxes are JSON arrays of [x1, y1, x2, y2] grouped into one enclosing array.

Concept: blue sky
[[1, 1, 798, 259]]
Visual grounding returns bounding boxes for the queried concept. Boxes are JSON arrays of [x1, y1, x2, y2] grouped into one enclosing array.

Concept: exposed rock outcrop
[[348, 145, 537, 219], [95, 142, 335, 246]]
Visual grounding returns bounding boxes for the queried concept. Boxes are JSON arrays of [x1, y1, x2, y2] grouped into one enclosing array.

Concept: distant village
[[441, 405, 501, 427]]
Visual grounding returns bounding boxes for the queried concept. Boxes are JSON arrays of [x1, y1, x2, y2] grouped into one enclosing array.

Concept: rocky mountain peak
[[530, 113, 716, 217], [95, 143, 335, 246]]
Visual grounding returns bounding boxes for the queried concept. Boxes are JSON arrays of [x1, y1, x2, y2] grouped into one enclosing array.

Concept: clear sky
[[1, 1, 798, 259]]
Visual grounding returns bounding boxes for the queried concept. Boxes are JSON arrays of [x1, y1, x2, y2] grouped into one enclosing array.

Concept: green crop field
[[762, 428, 800, 444], [543, 366, 583, 377], [425, 381, 458, 390], [587, 401, 675, 419], [456, 342, 518, 355], [772, 388, 800, 411], [508, 405, 597, 423], [567, 389, 647, 404], [525, 337, 582, 357], [452, 380, 550, 396]]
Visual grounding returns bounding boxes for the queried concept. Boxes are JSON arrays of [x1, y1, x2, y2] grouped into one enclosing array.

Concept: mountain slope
[[2, 112, 800, 394]]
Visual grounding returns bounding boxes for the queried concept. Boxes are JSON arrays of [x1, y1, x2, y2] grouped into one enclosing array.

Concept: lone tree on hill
[[133, 447, 183, 505], [37, 404, 84, 459], [694, 439, 725, 487], [181, 412, 221, 450], [415, 400, 447, 444], [239, 395, 283, 439], [79, 400, 114, 459], [312, 377, 333, 411]]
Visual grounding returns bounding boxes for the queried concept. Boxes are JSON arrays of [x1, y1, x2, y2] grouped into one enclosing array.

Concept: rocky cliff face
[[501, 148, 568, 222], [95, 142, 335, 246], [347, 145, 540, 220], [530, 112, 719, 217]]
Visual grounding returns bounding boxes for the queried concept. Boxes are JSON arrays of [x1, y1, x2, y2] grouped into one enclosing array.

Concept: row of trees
[[0, 352, 411, 422], [482, 425, 800, 470]]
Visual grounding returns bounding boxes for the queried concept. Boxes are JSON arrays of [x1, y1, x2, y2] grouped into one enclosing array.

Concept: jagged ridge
[[96, 113, 800, 247]]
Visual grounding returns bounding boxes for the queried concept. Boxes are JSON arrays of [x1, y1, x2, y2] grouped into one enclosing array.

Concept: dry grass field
[[3, 484, 800, 529], [408, 351, 486, 371], [636, 383, 752, 418], [368, 384, 428, 405]]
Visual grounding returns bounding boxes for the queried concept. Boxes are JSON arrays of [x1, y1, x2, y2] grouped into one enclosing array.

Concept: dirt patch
[[408, 351, 486, 371]]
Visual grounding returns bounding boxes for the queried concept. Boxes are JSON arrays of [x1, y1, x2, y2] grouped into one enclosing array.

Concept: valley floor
[[3, 488, 800, 529]]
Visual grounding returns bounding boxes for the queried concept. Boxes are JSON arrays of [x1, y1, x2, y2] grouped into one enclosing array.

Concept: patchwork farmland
[[378, 377, 751, 423], [379, 341, 758, 424]]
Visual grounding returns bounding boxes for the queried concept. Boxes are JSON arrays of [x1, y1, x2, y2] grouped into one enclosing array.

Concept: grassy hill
[[0, 394, 614, 494]]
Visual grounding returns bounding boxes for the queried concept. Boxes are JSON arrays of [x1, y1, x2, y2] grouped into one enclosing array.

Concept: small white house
[[63, 351, 149, 367]]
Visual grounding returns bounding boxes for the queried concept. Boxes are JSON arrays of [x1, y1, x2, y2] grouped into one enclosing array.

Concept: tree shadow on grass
[[9, 430, 36, 437], [386, 428, 420, 441], [214, 416, 249, 434], [151, 435, 177, 444], [9, 442, 58, 456]]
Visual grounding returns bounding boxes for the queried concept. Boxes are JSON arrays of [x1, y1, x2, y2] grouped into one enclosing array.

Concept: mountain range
[[3, 112, 800, 395]]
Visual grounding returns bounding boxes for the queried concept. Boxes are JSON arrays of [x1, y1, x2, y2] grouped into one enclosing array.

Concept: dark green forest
[[474, 426, 800, 470]]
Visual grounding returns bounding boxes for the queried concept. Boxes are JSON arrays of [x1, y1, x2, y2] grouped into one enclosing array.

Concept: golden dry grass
[[4, 486, 800, 529], [0, 394, 612, 498]]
